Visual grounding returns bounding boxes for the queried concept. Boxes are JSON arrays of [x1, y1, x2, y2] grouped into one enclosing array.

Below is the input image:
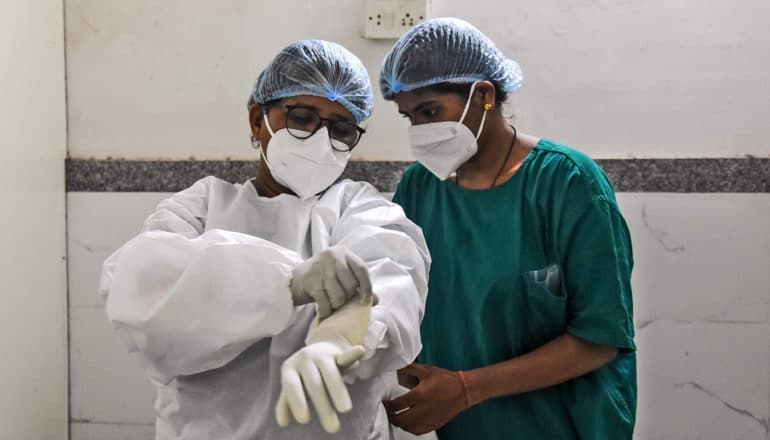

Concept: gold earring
[[484, 103, 492, 111]]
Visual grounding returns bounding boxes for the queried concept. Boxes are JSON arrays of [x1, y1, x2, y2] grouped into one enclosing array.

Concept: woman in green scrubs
[[381, 18, 636, 440]]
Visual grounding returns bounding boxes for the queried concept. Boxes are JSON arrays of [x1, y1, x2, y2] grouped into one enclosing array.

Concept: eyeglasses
[[282, 105, 365, 152]]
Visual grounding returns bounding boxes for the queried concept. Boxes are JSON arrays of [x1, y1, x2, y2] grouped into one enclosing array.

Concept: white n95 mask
[[261, 114, 350, 199], [408, 81, 488, 180]]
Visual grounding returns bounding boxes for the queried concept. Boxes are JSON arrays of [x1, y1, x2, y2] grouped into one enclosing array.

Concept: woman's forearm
[[463, 333, 618, 405]]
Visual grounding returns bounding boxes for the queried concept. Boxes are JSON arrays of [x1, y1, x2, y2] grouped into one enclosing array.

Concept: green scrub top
[[393, 139, 637, 440]]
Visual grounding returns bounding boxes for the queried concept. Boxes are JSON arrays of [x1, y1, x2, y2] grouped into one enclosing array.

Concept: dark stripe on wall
[[66, 158, 769, 193]]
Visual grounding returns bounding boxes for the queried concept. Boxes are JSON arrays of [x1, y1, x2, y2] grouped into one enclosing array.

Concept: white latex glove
[[276, 295, 374, 433], [290, 246, 373, 319], [275, 341, 366, 434]]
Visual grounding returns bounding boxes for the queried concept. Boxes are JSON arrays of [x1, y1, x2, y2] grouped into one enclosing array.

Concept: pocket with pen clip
[[522, 263, 565, 299]]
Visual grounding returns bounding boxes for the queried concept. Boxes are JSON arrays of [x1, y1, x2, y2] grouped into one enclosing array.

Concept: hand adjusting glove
[[384, 363, 470, 435], [290, 246, 373, 319]]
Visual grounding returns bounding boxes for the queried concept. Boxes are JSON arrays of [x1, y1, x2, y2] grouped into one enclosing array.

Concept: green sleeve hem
[[567, 326, 636, 353]]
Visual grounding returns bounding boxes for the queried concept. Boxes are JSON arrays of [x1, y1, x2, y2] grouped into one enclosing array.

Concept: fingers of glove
[[275, 391, 293, 427], [289, 282, 313, 306], [319, 409, 341, 434], [335, 345, 366, 369], [333, 257, 359, 298], [315, 357, 353, 414], [312, 289, 333, 320], [303, 264, 325, 294], [322, 261, 347, 309], [345, 253, 373, 298], [281, 367, 311, 424], [290, 260, 320, 306], [298, 362, 340, 434]]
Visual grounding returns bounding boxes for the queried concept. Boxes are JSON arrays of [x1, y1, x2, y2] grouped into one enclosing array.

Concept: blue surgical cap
[[249, 40, 374, 124], [380, 17, 523, 100]]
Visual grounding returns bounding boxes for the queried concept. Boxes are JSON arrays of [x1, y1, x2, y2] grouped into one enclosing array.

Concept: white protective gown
[[100, 176, 431, 439]]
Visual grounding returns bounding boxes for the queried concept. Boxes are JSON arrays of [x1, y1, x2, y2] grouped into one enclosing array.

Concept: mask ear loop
[[458, 80, 489, 140], [475, 106, 489, 141], [263, 113, 276, 137], [258, 113, 275, 167]]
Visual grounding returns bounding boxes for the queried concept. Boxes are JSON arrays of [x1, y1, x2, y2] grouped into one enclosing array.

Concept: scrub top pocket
[[523, 263, 564, 298], [519, 264, 568, 347]]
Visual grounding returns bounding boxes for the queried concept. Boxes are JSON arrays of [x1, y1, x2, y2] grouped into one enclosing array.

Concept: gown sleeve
[[100, 177, 302, 384], [314, 181, 431, 378]]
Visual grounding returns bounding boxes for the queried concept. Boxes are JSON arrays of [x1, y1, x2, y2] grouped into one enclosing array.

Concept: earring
[[484, 103, 492, 111], [250, 135, 261, 150]]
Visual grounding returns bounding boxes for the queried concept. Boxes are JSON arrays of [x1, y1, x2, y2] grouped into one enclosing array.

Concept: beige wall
[[65, 0, 770, 160], [0, 0, 69, 439]]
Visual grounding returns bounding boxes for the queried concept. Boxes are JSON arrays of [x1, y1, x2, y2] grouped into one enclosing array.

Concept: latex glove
[[290, 246, 373, 319], [275, 341, 366, 434], [383, 363, 470, 435]]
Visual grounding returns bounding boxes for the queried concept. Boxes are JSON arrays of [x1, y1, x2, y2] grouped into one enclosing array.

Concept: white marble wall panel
[[68, 193, 168, 439], [70, 422, 155, 440], [622, 193, 770, 440], [67, 193, 170, 308]]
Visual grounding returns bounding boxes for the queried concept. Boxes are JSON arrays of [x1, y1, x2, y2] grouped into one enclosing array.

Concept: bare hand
[[384, 363, 469, 435]]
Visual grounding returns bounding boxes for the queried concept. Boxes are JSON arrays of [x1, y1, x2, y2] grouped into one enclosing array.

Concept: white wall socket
[[362, 0, 429, 40]]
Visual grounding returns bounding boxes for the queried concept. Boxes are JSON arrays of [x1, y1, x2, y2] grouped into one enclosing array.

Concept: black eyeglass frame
[[278, 104, 366, 152]]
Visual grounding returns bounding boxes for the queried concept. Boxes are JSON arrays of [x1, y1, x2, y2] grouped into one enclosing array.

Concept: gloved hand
[[275, 341, 366, 433], [290, 246, 373, 319]]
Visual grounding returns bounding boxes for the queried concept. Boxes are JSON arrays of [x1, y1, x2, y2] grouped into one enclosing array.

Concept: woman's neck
[[455, 115, 518, 188], [253, 161, 292, 198]]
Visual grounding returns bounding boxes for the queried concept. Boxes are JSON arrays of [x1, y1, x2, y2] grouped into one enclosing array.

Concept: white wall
[[65, 0, 770, 161], [0, 1, 69, 439]]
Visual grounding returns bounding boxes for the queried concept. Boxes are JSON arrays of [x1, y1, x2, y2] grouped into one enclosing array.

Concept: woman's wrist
[[460, 367, 496, 407], [456, 370, 472, 408]]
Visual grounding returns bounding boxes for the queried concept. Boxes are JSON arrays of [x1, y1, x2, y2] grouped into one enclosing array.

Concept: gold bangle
[[457, 370, 472, 408]]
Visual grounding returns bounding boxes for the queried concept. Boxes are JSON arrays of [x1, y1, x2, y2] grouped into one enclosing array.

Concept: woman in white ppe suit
[[100, 39, 430, 439]]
